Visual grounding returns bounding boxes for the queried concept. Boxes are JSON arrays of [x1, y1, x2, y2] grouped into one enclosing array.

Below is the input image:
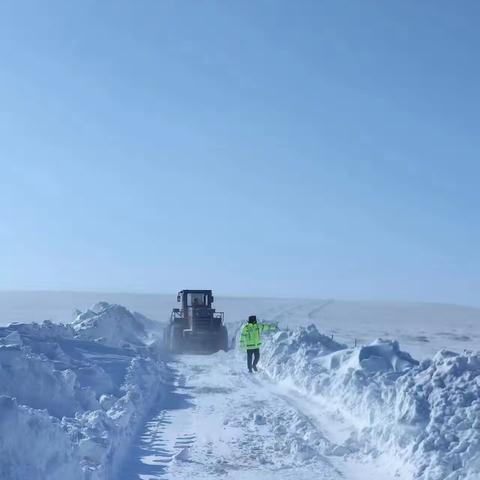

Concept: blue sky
[[0, 1, 479, 305]]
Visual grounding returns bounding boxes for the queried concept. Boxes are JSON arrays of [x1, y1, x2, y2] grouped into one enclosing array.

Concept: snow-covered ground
[[121, 327, 480, 480], [260, 326, 480, 480], [0, 302, 168, 479], [1, 294, 479, 479], [121, 350, 410, 480]]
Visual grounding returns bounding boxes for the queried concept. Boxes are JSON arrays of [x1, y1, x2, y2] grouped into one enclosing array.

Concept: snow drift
[[0, 303, 166, 480], [261, 325, 480, 480], [72, 301, 162, 347]]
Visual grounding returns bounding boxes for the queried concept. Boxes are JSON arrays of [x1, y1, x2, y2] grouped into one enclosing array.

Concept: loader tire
[[170, 325, 183, 354], [219, 325, 229, 352]]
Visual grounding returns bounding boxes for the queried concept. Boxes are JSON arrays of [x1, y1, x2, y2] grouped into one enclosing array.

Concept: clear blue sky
[[0, 1, 479, 305]]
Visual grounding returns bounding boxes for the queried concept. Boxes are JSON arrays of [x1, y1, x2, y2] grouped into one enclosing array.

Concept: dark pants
[[247, 348, 260, 372]]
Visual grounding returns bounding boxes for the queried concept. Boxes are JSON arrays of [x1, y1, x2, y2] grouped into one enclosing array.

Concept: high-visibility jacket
[[239, 322, 277, 350]]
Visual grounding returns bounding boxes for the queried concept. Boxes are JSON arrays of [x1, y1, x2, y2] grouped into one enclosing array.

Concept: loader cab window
[[188, 293, 206, 307]]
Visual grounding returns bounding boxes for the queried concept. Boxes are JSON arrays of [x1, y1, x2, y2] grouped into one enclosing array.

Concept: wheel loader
[[163, 290, 228, 353]]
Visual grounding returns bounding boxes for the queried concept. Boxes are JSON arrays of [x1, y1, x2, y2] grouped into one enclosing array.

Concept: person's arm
[[259, 322, 278, 332], [239, 326, 248, 349]]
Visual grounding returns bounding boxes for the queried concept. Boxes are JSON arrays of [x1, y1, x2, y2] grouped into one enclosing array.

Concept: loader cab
[[177, 290, 214, 310]]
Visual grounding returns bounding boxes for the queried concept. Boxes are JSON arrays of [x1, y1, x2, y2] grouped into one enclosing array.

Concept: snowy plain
[[1, 290, 479, 358], [0, 291, 479, 479]]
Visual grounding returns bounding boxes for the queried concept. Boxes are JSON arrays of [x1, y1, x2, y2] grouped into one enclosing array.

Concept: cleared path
[[120, 350, 407, 480]]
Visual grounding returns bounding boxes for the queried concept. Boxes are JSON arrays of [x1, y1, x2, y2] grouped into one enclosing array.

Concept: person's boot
[[252, 365, 258, 372]]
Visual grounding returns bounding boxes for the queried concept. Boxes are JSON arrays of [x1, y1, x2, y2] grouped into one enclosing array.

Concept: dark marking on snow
[[194, 386, 233, 395]]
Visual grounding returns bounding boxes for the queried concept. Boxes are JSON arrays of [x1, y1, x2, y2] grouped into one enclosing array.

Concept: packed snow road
[[120, 350, 400, 480]]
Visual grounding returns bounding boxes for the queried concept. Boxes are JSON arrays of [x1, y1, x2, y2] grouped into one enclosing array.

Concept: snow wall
[[261, 325, 480, 480], [0, 303, 167, 480]]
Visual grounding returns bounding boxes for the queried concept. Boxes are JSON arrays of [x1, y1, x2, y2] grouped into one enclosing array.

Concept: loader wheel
[[170, 325, 183, 353], [219, 326, 229, 352]]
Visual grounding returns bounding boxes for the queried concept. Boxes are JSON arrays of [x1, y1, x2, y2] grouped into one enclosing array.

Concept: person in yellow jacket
[[240, 315, 278, 373]]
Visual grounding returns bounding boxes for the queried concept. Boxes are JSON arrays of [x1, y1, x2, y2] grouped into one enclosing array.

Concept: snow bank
[[262, 325, 480, 480], [0, 303, 166, 480], [72, 302, 160, 347]]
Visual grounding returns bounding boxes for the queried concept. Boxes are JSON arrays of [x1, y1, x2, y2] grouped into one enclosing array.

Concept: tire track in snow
[[307, 299, 335, 320], [118, 369, 196, 480]]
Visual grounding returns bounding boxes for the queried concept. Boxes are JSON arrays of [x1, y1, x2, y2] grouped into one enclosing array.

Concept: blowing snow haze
[[0, 3, 480, 479]]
